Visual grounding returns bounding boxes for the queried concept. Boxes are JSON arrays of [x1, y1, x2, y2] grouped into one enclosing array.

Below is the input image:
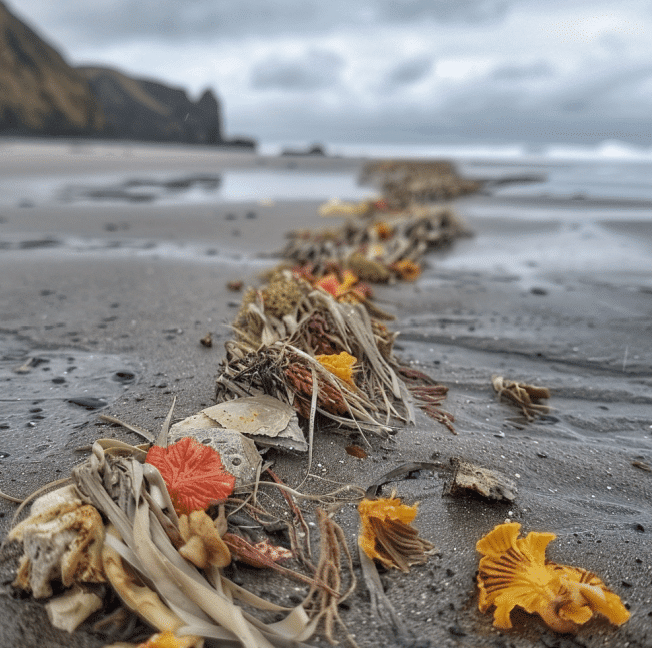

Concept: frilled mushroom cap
[[476, 522, 630, 633], [358, 494, 433, 572]]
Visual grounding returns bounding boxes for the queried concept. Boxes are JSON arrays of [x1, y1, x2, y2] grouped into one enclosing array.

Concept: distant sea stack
[[0, 1, 255, 148], [0, 1, 105, 136]]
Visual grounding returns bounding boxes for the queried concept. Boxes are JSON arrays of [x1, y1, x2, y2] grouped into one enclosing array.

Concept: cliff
[[78, 66, 227, 145], [0, 2, 255, 147], [0, 1, 105, 136]]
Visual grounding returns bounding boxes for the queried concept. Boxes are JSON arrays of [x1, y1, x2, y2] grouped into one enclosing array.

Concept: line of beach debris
[[0, 160, 630, 648]]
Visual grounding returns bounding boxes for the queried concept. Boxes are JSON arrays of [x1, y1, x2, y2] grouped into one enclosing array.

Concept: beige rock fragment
[[45, 584, 103, 632]]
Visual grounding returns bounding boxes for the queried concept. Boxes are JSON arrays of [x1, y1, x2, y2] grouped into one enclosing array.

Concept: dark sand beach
[[1, 141, 651, 647]]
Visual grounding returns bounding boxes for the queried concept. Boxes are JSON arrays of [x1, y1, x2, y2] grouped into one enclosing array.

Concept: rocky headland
[[0, 1, 255, 147]]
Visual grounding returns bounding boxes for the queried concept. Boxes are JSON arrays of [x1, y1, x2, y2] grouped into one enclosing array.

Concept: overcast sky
[[10, 1, 652, 148]]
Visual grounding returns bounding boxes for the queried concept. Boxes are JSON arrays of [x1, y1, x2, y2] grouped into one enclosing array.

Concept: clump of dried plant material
[[358, 492, 434, 572], [492, 375, 551, 420], [217, 285, 431, 436], [359, 159, 483, 208], [476, 522, 630, 633], [282, 204, 470, 286]]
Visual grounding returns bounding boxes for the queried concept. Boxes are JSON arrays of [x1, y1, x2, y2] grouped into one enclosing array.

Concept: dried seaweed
[[301, 508, 358, 647], [216, 287, 424, 437], [492, 375, 551, 420]]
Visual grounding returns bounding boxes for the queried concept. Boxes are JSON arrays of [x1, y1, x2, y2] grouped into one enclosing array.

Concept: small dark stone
[[537, 452, 548, 458], [530, 287, 548, 296], [634, 523, 645, 532], [51, 377, 66, 384], [67, 397, 108, 410], [113, 371, 136, 384], [449, 625, 466, 637], [246, 211, 257, 219]]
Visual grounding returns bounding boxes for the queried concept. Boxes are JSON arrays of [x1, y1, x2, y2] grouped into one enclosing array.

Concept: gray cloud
[[491, 61, 553, 82], [377, 0, 511, 24], [12, 0, 518, 48], [250, 50, 344, 91], [383, 57, 433, 89]]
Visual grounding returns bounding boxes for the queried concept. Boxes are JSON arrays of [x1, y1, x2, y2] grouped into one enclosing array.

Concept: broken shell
[[201, 395, 308, 452], [45, 584, 103, 633], [8, 486, 105, 598]]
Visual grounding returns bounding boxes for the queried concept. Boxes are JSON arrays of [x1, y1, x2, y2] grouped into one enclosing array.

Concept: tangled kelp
[[282, 203, 471, 283], [492, 375, 551, 420], [5, 435, 362, 647], [359, 159, 483, 208]]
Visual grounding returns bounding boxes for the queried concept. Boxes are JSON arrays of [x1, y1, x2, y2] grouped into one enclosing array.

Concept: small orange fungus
[[391, 259, 421, 282], [374, 221, 393, 240], [358, 494, 434, 572], [476, 522, 630, 633], [146, 437, 235, 516], [316, 351, 357, 386], [137, 631, 183, 648]]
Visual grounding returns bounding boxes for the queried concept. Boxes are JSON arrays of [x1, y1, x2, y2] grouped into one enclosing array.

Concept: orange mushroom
[[358, 494, 434, 572], [146, 437, 235, 516], [476, 522, 630, 633], [391, 259, 421, 282]]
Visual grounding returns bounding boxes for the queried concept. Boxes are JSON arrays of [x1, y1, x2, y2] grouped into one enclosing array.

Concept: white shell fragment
[[167, 426, 262, 489], [170, 395, 308, 453], [203, 395, 308, 452], [45, 585, 103, 633]]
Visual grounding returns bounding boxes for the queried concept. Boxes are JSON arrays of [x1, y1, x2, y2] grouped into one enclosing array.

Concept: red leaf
[[146, 437, 235, 515]]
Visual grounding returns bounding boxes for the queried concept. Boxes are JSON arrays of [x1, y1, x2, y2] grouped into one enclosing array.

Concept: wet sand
[[1, 142, 651, 648]]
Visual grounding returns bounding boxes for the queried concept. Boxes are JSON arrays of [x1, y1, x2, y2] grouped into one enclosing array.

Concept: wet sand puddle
[[0, 333, 140, 462], [0, 169, 374, 207]]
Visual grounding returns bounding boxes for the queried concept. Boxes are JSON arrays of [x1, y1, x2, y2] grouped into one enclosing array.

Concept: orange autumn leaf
[[146, 437, 235, 516], [316, 351, 357, 386], [476, 522, 630, 633], [358, 494, 433, 572]]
